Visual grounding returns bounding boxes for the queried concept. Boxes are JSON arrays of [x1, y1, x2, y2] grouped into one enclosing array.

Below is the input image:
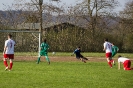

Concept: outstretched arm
[[71, 52, 75, 56]]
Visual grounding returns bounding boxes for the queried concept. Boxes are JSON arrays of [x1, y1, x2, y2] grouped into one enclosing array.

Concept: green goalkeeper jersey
[[112, 45, 119, 57], [40, 42, 49, 52]]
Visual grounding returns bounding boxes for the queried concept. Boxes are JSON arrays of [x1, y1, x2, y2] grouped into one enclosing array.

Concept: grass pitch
[[0, 61, 133, 88]]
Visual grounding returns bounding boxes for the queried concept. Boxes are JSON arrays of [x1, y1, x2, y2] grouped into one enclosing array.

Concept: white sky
[[0, 0, 130, 11]]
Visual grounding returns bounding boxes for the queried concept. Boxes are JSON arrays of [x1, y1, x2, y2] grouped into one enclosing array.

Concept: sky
[[0, 0, 130, 11]]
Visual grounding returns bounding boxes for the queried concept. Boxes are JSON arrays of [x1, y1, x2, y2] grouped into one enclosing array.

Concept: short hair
[[8, 34, 12, 38], [78, 46, 80, 48], [104, 38, 108, 41], [118, 55, 122, 58], [43, 39, 46, 43]]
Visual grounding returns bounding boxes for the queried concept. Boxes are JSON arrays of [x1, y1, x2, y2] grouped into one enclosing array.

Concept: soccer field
[[0, 61, 133, 88]]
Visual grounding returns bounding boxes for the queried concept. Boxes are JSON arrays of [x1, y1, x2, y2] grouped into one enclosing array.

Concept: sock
[[4, 61, 8, 67], [10, 63, 13, 70], [110, 60, 114, 62], [108, 61, 112, 68], [45, 56, 50, 62], [37, 57, 40, 64], [110, 60, 114, 63]]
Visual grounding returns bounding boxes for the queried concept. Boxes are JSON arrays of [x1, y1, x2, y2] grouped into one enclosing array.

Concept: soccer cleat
[[5, 67, 8, 71]]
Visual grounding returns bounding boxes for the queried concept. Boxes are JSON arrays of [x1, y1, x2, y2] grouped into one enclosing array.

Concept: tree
[[117, 0, 133, 52], [67, 0, 119, 51]]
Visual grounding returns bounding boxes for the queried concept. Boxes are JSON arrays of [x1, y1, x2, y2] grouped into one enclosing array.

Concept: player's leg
[[3, 58, 8, 70], [76, 56, 86, 63], [44, 54, 50, 64], [82, 59, 86, 63], [8, 54, 14, 70], [110, 57, 115, 65], [124, 60, 131, 70], [106, 53, 112, 68], [80, 57, 86, 63], [37, 51, 42, 64], [107, 58, 112, 68], [3, 54, 8, 70], [80, 54, 88, 60], [9, 59, 13, 71], [37, 56, 41, 64], [111, 52, 116, 65]]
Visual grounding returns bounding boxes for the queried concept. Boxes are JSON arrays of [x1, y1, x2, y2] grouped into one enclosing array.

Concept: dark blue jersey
[[74, 49, 81, 58]]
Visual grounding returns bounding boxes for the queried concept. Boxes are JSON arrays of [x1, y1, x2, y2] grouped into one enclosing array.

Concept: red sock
[[110, 60, 114, 63], [10, 63, 13, 70], [108, 62, 112, 68], [4, 61, 8, 67]]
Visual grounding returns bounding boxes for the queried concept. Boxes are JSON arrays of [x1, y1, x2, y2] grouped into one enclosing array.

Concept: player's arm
[[71, 52, 75, 56], [3, 46, 7, 55], [103, 44, 106, 51], [71, 50, 76, 56], [3, 41, 7, 55], [118, 62, 120, 70]]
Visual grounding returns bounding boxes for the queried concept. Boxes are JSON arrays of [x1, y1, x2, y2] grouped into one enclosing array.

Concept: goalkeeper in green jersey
[[37, 39, 50, 64], [112, 43, 119, 57]]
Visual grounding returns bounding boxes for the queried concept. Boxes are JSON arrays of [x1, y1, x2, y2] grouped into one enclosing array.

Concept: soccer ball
[[52, 52, 55, 55]]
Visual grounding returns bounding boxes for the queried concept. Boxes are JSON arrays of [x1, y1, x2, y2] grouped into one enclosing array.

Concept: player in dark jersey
[[72, 47, 88, 63]]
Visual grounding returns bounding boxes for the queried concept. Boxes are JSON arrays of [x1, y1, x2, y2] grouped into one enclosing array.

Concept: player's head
[[43, 39, 46, 43], [8, 34, 12, 39], [77, 46, 80, 50], [118, 55, 122, 58], [112, 43, 114, 46], [104, 38, 108, 42]]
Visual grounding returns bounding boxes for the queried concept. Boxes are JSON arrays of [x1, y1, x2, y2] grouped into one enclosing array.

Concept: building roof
[[11, 22, 82, 30]]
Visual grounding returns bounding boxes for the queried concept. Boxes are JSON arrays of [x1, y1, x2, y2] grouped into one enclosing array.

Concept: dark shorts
[[4, 54, 14, 59], [76, 54, 83, 59]]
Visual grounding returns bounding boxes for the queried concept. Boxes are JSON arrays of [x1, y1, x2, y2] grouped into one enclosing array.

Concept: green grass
[[0, 61, 133, 88]]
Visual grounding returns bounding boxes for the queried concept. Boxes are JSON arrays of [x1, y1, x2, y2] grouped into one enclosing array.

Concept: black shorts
[[76, 54, 83, 59]]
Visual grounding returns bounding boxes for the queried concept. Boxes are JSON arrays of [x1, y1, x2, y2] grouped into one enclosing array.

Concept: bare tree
[[66, 0, 119, 51]]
